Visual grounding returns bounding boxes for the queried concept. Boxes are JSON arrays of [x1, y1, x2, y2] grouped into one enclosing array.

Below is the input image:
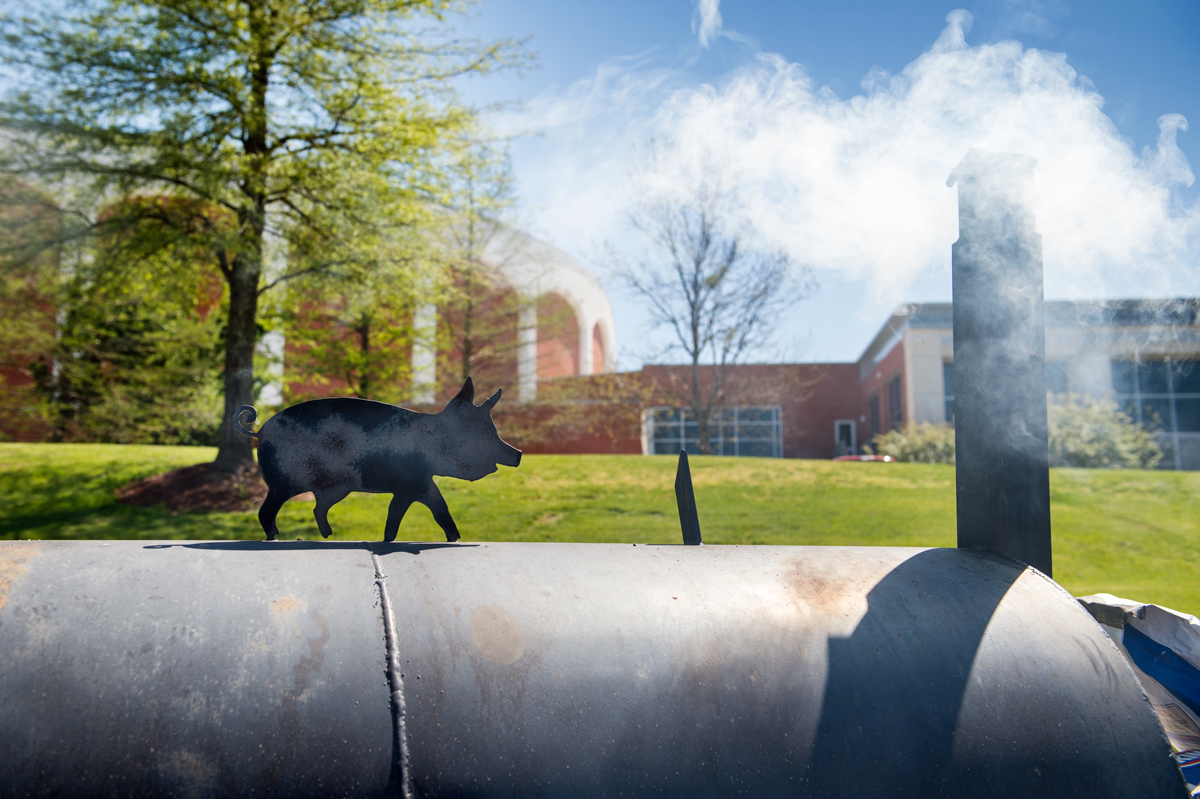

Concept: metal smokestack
[[947, 150, 1052, 575]]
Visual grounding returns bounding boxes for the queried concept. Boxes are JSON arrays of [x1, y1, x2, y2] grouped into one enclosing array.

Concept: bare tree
[[619, 182, 814, 454]]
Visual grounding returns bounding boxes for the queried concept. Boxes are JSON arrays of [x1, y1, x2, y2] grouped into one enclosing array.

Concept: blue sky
[[458, 0, 1200, 365]]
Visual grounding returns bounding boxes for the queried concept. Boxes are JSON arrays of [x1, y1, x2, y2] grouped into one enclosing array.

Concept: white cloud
[[499, 9, 1199, 341], [693, 0, 723, 49]]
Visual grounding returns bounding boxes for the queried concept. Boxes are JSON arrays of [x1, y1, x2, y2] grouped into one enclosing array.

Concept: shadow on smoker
[[805, 547, 1023, 797], [143, 541, 476, 554]]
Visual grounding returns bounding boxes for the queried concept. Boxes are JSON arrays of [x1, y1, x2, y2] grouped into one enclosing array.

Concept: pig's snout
[[499, 445, 522, 468]]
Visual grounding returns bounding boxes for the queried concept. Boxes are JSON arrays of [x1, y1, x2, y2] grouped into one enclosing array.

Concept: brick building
[[543, 299, 1200, 469]]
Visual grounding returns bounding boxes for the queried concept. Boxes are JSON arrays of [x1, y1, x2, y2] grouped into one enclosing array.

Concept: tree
[[436, 149, 527, 399], [0, 177, 61, 439], [870, 423, 956, 463], [280, 260, 422, 405], [1048, 393, 1162, 469], [617, 179, 814, 454], [0, 0, 525, 470], [2, 193, 226, 443]]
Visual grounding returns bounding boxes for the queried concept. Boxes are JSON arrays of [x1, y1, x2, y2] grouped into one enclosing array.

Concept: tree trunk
[[359, 312, 370, 399], [460, 267, 475, 384], [214, 3, 270, 471], [691, 357, 711, 455], [213, 261, 260, 472]]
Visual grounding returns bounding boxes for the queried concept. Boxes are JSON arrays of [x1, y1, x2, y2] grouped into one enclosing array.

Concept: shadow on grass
[[0, 504, 261, 541], [143, 541, 477, 554]]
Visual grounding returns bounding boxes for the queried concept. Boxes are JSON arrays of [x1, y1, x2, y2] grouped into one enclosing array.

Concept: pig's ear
[[447, 376, 475, 409], [482, 388, 502, 411]]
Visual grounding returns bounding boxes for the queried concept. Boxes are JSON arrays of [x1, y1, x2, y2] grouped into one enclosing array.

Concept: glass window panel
[[943, 362, 955, 398], [734, 424, 770, 439], [1174, 399, 1200, 432], [1111, 361, 1136, 394], [837, 423, 854, 448], [1139, 361, 1170, 395], [741, 441, 773, 458], [1141, 398, 1171, 430], [653, 426, 676, 441], [648, 406, 782, 458], [1115, 396, 1138, 422], [1173, 361, 1200, 395], [944, 400, 955, 424]]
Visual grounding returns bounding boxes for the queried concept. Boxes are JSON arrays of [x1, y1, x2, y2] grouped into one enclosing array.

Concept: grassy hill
[[3, 442, 1199, 613]]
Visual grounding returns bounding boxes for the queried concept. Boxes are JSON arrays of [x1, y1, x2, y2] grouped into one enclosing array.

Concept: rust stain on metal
[[0, 544, 39, 618], [270, 596, 302, 614], [470, 605, 526, 665]]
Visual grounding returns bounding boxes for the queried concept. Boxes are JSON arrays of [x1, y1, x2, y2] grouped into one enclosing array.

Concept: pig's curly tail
[[233, 405, 259, 438]]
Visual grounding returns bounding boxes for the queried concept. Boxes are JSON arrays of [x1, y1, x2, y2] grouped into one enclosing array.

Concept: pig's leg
[[421, 482, 460, 543], [313, 486, 351, 539], [383, 493, 415, 543], [259, 489, 287, 541]]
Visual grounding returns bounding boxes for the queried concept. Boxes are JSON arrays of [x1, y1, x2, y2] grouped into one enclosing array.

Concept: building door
[[835, 420, 856, 457]]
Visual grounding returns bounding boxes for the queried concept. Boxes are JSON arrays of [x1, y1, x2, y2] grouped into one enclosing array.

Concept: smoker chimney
[[947, 150, 1052, 576]]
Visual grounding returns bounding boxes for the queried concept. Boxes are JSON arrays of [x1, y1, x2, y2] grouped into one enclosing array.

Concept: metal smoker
[[0, 153, 1185, 798]]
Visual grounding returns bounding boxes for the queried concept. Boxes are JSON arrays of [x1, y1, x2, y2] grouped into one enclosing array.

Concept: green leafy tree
[[0, 0, 525, 470], [0, 177, 60, 439], [1048, 393, 1162, 469], [870, 423, 956, 463], [281, 262, 422, 404], [871, 395, 1162, 469], [434, 147, 535, 400], [34, 198, 226, 443]]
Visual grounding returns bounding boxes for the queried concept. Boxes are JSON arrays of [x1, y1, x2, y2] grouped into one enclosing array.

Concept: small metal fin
[[675, 450, 703, 546]]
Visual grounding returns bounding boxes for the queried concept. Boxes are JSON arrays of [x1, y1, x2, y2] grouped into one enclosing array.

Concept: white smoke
[[693, 0, 723, 49], [500, 9, 1198, 333]]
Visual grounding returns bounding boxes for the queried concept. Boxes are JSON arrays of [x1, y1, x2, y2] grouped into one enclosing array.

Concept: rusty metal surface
[[235, 377, 521, 543], [0, 540, 394, 798], [0, 540, 1185, 798]]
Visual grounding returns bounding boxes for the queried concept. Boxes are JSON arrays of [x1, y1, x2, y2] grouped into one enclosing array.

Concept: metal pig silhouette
[[234, 377, 521, 542]]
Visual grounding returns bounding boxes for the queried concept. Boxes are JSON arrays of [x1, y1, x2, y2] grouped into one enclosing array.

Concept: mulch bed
[[115, 463, 269, 514]]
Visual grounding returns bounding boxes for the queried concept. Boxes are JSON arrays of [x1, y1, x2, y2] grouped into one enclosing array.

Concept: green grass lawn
[[3, 442, 1199, 613]]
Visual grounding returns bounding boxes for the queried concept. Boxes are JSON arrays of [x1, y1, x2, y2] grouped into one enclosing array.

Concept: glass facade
[[943, 361, 955, 423], [648, 406, 783, 458], [1112, 359, 1200, 434], [887, 374, 903, 431]]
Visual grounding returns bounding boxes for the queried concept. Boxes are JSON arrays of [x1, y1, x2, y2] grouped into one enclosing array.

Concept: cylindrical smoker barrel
[[0, 540, 1184, 798]]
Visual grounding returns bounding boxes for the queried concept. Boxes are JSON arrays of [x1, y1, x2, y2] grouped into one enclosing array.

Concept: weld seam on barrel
[[372, 553, 414, 799]]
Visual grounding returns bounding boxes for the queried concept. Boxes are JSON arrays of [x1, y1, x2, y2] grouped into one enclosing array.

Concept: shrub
[[870, 423, 956, 464], [1048, 394, 1161, 469]]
